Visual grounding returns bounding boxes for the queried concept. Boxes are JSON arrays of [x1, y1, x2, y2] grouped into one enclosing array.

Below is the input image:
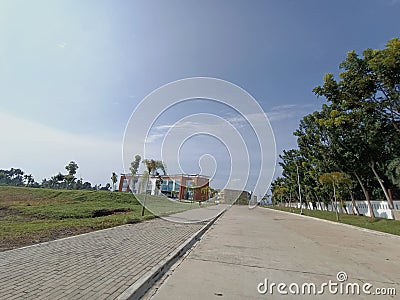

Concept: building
[[219, 189, 251, 205], [118, 173, 210, 201]]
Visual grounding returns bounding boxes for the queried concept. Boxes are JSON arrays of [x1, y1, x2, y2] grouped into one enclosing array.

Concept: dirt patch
[[0, 226, 95, 252], [91, 208, 131, 218], [0, 206, 38, 221]]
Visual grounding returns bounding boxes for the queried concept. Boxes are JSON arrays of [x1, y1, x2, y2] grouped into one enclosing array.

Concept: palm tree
[[141, 159, 167, 216], [111, 172, 118, 191]]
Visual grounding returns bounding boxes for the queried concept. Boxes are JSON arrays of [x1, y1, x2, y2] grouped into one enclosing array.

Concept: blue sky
[[1, 0, 399, 192]]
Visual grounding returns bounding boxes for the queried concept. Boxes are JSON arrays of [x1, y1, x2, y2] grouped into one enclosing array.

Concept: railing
[[283, 200, 400, 219]]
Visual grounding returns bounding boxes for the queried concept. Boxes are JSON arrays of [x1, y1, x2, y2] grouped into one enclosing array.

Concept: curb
[[262, 206, 400, 239], [116, 209, 227, 300]]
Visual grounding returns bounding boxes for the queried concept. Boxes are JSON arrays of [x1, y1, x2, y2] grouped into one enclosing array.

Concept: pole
[[297, 164, 304, 215], [141, 175, 149, 216], [333, 182, 339, 221]]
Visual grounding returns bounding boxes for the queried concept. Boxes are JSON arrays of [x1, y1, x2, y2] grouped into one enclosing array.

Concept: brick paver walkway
[[0, 215, 209, 299]]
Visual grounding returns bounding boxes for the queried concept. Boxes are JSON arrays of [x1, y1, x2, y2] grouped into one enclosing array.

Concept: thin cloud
[[266, 104, 317, 122], [57, 42, 67, 48], [146, 113, 272, 143]]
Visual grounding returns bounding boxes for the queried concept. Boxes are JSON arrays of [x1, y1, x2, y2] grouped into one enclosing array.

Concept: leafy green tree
[[271, 176, 288, 206], [313, 38, 400, 133], [23, 174, 35, 187], [273, 38, 400, 219], [1, 168, 25, 186], [386, 158, 400, 188], [130, 155, 141, 175], [51, 173, 65, 189], [315, 64, 397, 212], [65, 161, 79, 188], [142, 159, 166, 176], [319, 172, 352, 221], [99, 183, 111, 191]]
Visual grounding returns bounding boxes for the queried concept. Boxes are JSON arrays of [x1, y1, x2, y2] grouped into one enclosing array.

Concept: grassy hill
[[0, 186, 195, 251]]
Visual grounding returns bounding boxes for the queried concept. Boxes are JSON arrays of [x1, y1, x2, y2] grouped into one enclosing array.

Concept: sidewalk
[[150, 206, 400, 299], [0, 205, 227, 300]]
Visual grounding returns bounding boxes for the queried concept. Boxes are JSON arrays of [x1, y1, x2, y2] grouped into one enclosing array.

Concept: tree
[[130, 155, 141, 176], [23, 174, 35, 187], [272, 38, 400, 220], [111, 172, 118, 191], [386, 158, 400, 188], [274, 185, 287, 207], [65, 161, 79, 188], [313, 38, 400, 133], [142, 159, 167, 176], [65, 161, 79, 176], [140, 159, 167, 216], [100, 183, 111, 191], [314, 59, 397, 212], [0, 168, 25, 186], [201, 186, 216, 199], [319, 172, 351, 221], [52, 172, 65, 189]]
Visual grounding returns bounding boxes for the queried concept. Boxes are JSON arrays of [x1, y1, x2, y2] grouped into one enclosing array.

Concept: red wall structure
[[118, 174, 210, 201]]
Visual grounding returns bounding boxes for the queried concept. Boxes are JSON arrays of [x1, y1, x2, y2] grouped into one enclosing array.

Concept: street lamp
[[296, 164, 304, 215], [141, 174, 150, 216]]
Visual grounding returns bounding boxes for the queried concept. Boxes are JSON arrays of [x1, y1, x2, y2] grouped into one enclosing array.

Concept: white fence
[[284, 200, 400, 219]]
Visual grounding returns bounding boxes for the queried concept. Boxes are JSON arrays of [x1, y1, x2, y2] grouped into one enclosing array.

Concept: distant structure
[[118, 174, 210, 201], [219, 189, 251, 205]]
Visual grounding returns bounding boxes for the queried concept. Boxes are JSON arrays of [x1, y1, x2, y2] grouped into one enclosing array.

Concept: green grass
[[266, 206, 400, 236], [134, 194, 213, 216], [0, 186, 199, 248]]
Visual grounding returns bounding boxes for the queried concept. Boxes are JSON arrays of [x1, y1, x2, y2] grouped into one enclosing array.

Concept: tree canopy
[[272, 38, 400, 218]]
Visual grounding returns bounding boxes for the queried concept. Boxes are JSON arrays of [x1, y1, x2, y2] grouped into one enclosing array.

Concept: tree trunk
[[341, 200, 349, 214], [349, 189, 360, 215], [313, 191, 322, 211], [388, 189, 395, 210], [370, 160, 392, 205], [333, 183, 339, 221], [354, 172, 375, 219]]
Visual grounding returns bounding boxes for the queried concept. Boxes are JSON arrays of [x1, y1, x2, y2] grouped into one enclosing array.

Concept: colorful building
[[118, 173, 210, 201]]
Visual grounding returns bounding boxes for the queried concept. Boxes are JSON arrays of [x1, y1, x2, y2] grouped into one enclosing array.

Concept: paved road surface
[[0, 205, 227, 300], [150, 206, 400, 299]]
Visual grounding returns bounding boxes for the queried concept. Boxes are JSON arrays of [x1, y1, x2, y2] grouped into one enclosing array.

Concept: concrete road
[[163, 204, 230, 223], [150, 206, 400, 299]]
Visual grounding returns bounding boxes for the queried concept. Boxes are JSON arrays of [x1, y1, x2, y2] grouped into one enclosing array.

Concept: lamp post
[[141, 174, 149, 216], [296, 164, 304, 215]]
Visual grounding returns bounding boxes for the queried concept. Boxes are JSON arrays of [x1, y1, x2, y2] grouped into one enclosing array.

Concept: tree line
[[0, 161, 119, 191], [271, 38, 400, 219]]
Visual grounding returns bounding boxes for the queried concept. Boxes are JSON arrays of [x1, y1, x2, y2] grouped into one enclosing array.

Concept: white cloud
[[0, 112, 122, 185], [145, 133, 165, 143], [57, 41, 67, 48], [146, 112, 273, 143], [266, 104, 316, 122]]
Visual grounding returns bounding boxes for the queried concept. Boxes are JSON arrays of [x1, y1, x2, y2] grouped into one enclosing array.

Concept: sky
[[0, 0, 399, 193]]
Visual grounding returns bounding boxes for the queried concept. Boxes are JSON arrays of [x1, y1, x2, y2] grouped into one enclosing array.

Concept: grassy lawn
[[266, 206, 400, 236], [134, 193, 213, 216], [0, 186, 197, 250]]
